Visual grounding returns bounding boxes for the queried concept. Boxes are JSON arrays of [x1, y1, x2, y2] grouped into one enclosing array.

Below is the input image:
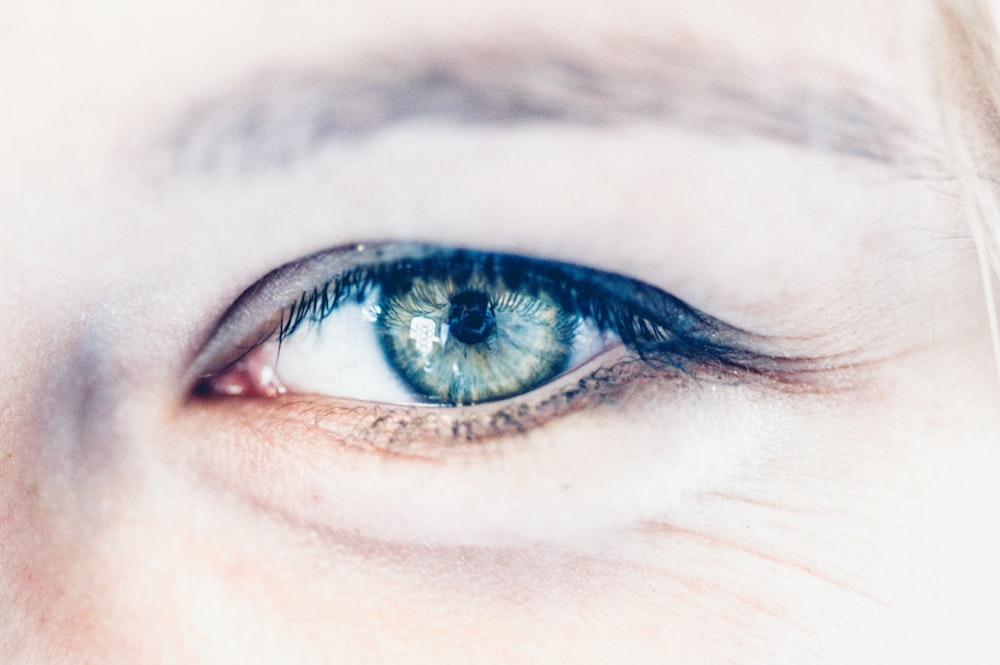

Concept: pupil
[[447, 290, 496, 345]]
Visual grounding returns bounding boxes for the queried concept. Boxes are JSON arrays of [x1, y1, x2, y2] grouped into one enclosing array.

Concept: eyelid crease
[[187, 242, 426, 384]]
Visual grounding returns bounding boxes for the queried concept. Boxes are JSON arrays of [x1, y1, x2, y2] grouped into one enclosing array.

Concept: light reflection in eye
[[193, 242, 762, 409]]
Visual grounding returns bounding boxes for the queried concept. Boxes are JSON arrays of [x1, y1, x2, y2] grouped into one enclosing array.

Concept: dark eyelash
[[277, 266, 380, 342], [274, 248, 752, 372]]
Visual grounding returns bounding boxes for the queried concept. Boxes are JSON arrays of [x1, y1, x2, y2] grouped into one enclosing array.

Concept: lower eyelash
[[256, 352, 692, 457]]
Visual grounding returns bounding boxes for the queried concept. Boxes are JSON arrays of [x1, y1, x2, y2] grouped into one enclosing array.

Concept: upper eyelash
[[271, 248, 751, 372], [277, 266, 380, 342]]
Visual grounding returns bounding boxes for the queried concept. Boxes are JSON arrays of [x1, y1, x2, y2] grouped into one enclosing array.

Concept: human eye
[[191, 242, 760, 417], [182, 246, 802, 544]]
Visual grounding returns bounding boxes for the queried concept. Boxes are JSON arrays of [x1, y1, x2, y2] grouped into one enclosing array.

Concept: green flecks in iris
[[377, 272, 579, 405]]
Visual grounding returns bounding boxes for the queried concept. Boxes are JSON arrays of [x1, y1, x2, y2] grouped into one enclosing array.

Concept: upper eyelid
[[188, 243, 422, 383], [187, 241, 776, 393]]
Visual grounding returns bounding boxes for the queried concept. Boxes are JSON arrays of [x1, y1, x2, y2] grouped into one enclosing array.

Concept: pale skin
[[2, 0, 1000, 663]]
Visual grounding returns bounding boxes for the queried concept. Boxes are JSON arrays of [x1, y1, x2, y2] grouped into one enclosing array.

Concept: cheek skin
[[13, 402, 924, 665], [114, 377, 914, 663]]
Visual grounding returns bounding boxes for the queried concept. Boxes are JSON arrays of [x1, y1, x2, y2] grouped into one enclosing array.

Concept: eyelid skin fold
[[188, 242, 393, 383]]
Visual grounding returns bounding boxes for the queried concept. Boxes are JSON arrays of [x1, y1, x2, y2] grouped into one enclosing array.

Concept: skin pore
[[2, 0, 1000, 663]]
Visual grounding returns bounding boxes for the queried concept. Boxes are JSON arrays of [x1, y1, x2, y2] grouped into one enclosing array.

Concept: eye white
[[266, 287, 614, 404], [273, 289, 418, 403]]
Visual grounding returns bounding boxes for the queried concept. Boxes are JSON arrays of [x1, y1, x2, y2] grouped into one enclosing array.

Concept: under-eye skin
[[190, 242, 777, 445]]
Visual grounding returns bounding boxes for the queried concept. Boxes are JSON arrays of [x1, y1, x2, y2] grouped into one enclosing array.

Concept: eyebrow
[[163, 45, 932, 173]]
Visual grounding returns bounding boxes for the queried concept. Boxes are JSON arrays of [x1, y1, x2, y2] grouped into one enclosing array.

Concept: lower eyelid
[[175, 350, 789, 550], [193, 347, 690, 458]]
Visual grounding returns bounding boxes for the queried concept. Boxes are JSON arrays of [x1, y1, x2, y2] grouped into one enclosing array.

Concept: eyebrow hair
[[162, 44, 933, 173]]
